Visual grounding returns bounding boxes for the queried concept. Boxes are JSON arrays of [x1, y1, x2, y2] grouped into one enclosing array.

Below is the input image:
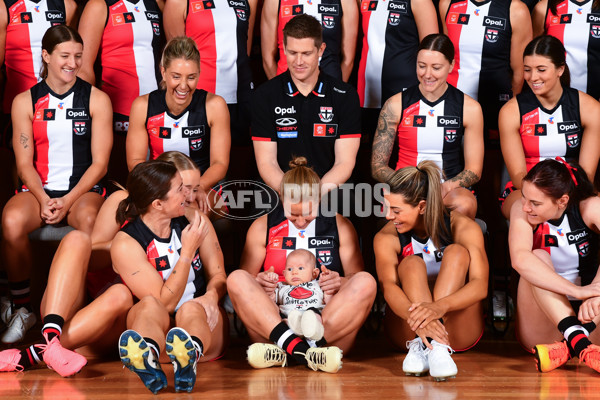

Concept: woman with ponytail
[[374, 160, 488, 381], [227, 156, 376, 373], [509, 158, 600, 374], [499, 35, 600, 219]]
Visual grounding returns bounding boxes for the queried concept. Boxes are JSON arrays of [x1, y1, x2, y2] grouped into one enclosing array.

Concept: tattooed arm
[[371, 95, 403, 182]]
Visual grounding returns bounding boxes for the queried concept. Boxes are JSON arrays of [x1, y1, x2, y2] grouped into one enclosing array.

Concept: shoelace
[[265, 347, 287, 367], [406, 338, 423, 353], [0, 352, 24, 372], [431, 343, 455, 356], [547, 343, 569, 362], [580, 346, 600, 364], [302, 350, 326, 372]]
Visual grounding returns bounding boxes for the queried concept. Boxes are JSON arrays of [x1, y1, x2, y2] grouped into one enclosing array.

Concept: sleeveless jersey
[[265, 203, 343, 280], [185, 0, 252, 104], [396, 215, 453, 279], [357, 0, 418, 108], [391, 84, 465, 179], [517, 87, 582, 171], [121, 216, 205, 311], [31, 78, 93, 192], [545, 0, 600, 99], [4, 0, 67, 113], [101, 0, 162, 116], [146, 89, 211, 173], [277, 0, 343, 79], [533, 206, 598, 288], [276, 279, 325, 315]]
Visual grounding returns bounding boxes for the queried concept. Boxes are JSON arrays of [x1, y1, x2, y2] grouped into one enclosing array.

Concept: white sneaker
[[301, 310, 324, 341], [247, 343, 287, 369], [402, 337, 429, 376], [304, 346, 343, 373], [0, 297, 11, 325], [287, 310, 303, 336], [428, 341, 457, 381], [1, 307, 36, 344]]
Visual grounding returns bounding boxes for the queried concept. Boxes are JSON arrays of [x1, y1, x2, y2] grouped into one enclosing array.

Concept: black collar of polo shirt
[[283, 71, 327, 98]]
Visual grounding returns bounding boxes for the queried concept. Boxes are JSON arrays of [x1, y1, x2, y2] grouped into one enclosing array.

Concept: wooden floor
[[2, 323, 600, 400]]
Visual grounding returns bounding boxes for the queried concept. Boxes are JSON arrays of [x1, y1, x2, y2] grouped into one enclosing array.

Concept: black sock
[[0, 271, 8, 296], [18, 345, 43, 370], [558, 316, 592, 358], [42, 314, 64, 342], [191, 335, 204, 356], [316, 337, 328, 347], [269, 322, 309, 365], [9, 280, 31, 312], [583, 321, 597, 334]]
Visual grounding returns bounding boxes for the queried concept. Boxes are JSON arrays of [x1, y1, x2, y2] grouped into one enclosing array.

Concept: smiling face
[[416, 49, 453, 99], [383, 192, 426, 235], [161, 58, 200, 110], [523, 54, 564, 97], [521, 181, 568, 225], [284, 36, 325, 84], [43, 40, 83, 86], [160, 173, 188, 218], [284, 251, 318, 286]]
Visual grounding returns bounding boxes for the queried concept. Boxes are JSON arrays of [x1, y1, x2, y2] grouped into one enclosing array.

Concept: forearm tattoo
[[449, 169, 480, 188], [19, 133, 28, 149], [371, 102, 397, 182]]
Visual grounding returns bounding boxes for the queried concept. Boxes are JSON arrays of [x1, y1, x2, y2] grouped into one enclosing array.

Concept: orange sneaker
[[579, 344, 600, 373], [533, 341, 571, 372]]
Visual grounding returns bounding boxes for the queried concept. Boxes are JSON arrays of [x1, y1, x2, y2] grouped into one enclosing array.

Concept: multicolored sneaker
[[166, 327, 201, 393], [119, 330, 167, 394], [403, 337, 429, 376], [428, 341, 457, 381], [579, 344, 600, 373], [304, 346, 343, 373], [533, 341, 571, 373], [41, 335, 87, 377], [0, 349, 23, 372], [247, 343, 287, 369]]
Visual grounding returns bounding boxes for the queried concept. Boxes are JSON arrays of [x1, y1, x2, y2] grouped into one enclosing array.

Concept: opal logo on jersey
[[557, 121, 580, 135], [485, 28, 498, 43], [567, 229, 588, 245], [388, 12, 400, 26], [45, 11, 64, 21], [276, 117, 297, 126], [235, 8, 247, 20], [437, 116, 460, 128], [309, 237, 334, 249], [73, 121, 86, 136], [318, 4, 339, 15], [145, 11, 160, 20], [444, 129, 457, 143], [182, 126, 206, 137], [591, 24, 600, 38], [275, 106, 296, 115], [587, 14, 600, 23], [323, 15, 335, 28], [66, 108, 89, 120], [387, 1, 407, 13], [318, 107, 334, 123], [228, 0, 247, 8], [190, 137, 203, 150], [483, 16, 506, 30]]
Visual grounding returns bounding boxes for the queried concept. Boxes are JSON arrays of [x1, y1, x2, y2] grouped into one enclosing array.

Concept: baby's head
[[284, 249, 318, 286]]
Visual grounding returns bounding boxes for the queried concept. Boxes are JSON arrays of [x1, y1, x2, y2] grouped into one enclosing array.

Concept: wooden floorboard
[[2, 328, 600, 399]]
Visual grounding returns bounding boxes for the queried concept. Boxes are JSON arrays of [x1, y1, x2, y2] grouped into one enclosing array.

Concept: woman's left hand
[[193, 291, 220, 331], [318, 265, 342, 295], [407, 302, 447, 331], [196, 187, 210, 215], [44, 196, 72, 225], [579, 297, 600, 324]]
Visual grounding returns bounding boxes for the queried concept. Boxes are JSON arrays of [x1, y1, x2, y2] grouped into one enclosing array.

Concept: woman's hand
[[181, 211, 209, 258], [415, 320, 449, 349], [192, 290, 220, 331], [43, 196, 73, 225], [256, 266, 278, 296], [575, 282, 600, 301], [318, 265, 342, 295], [407, 301, 447, 332], [579, 297, 600, 323], [195, 187, 210, 215]]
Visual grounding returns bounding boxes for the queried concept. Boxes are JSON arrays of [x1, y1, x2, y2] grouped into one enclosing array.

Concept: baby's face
[[283, 254, 316, 286]]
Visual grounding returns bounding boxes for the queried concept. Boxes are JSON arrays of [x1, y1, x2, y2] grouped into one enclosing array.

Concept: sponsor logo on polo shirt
[[308, 236, 334, 249], [145, 11, 160, 20], [567, 229, 589, 245], [66, 108, 89, 120], [276, 117, 297, 126], [483, 16, 506, 30], [388, 1, 407, 12], [557, 121, 580, 135], [318, 107, 334, 123], [313, 124, 337, 137], [45, 11, 64, 22], [182, 126, 205, 137], [318, 4, 339, 14], [274, 106, 296, 115], [437, 116, 460, 128]]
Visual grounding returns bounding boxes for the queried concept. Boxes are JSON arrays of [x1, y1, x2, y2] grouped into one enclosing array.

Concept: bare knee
[[442, 244, 469, 268], [134, 296, 167, 316], [397, 255, 426, 278], [106, 284, 133, 313], [227, 269, 254, 298], [71, 210, 98, 232], [2, 208, 31, 241], [347, 272, 377, 304], [176, 301, 205, 324]]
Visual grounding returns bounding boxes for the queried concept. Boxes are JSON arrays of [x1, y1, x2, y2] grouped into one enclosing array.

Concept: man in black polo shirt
[[251, 14, 361, 192]]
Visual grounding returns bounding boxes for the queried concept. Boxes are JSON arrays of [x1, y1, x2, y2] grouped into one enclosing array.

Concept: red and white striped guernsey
[[185, 0, 252, 104], [517, 87, 582, 171], [31, 78, 93, 192], [276, 0, 343, 79], [264, 203, 342, 280], [101, 0, 162, 116], [358, 0, 419, 108], [390, 84, 465, 180], [145, 89, 211, 173], [4, 0, 67, 113], [544, 0, 600, 99]]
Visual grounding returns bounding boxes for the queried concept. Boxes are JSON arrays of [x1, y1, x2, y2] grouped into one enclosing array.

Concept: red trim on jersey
[[251, 136, 272, 141], [357, 3, 373, 107], [187, 7, 217, 93], [533, 222, 551, 255], [545, 0, 569, 43], [33, 94, 50, 186], [445, 0, 468, 88], [147, 113, 166, 158], [520, 108, 541, 171], [146, 240, 163, 279], [395, 100, 420, 169], [339, 134, 361, 138]]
